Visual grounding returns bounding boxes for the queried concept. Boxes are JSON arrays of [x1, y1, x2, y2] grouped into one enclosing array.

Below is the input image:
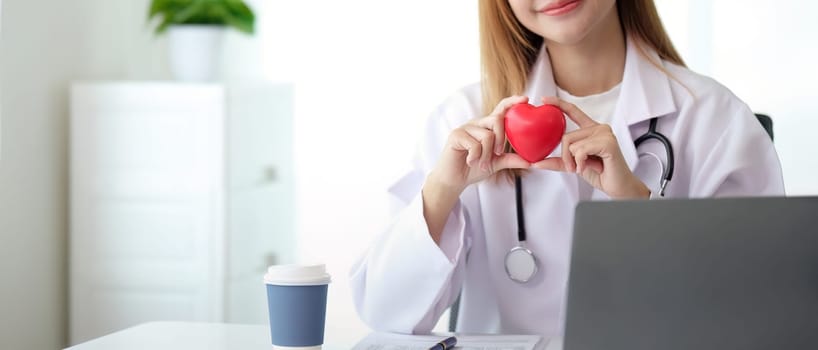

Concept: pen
[[428, 336, 457, 350]]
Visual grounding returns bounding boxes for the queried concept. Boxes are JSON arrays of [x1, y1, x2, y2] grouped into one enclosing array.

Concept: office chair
[[755, 113, 774, 140], [446, 113, 774, 332]]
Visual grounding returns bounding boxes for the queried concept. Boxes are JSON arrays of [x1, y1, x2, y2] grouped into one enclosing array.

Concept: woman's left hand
[[532, 96, 650, 199]]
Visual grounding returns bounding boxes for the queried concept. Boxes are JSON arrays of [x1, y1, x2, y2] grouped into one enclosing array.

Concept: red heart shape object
[[504, 103, 566, 163]]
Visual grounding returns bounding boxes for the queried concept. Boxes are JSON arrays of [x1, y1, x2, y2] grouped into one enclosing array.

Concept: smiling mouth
[[539, 0, 581, 16]]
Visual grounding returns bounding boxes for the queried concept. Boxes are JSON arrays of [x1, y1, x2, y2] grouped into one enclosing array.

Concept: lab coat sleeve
[[690, 97, 785, 197], [349, 97, 475, 334]]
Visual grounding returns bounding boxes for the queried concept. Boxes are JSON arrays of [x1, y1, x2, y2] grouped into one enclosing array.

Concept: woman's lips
[[539, 0, 581, 16]]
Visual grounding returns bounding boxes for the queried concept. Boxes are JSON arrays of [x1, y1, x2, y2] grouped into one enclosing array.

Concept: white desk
[[64, 322, 352, 350], [65, 321, 561, 350]]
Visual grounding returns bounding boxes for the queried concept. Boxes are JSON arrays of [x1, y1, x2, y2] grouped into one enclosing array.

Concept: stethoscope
[[504, 117, 675, 283]]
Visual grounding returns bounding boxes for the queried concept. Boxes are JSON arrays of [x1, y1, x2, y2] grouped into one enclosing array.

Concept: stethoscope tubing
[[514, 175, 526, 243]]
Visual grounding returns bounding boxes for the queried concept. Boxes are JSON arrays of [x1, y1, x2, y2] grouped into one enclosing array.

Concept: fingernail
[[495, 146, 502, 155]]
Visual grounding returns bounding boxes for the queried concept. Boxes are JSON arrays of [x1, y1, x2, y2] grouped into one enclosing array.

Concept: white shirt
[[350, 38, 784, 339], [557, 83, 622, 199], [556, 83, 621, 125]]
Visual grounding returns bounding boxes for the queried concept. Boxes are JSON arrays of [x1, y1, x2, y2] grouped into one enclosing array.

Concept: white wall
[[258, 0, 481, 343], [0, 0, 165, 348], [655, 0, 818, 195]]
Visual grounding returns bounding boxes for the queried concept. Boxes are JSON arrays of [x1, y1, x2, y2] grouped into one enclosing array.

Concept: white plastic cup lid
[[264, 264, 332, 286]]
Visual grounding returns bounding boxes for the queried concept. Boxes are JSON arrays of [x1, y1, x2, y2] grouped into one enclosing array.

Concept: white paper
[[352, 332, 542, 350]]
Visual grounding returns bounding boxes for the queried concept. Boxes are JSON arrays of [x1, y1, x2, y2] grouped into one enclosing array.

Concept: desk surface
[[65, 322, 352, 350], [66, 321, 561, 350]]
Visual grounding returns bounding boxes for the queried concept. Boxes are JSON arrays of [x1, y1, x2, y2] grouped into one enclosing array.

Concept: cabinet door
[[225, 83, 295, 323], [70, 83, 226, 344]]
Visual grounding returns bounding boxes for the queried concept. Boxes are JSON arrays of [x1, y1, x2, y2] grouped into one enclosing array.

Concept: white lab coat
[[350, 38, 785, 338]]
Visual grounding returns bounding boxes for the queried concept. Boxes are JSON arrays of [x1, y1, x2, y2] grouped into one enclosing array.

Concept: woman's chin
[[540, 28, 590, 46]]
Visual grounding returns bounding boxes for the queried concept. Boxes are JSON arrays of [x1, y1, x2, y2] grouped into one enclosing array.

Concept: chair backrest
[[755, 113, 774, 140], [448, 294, 460, 332]]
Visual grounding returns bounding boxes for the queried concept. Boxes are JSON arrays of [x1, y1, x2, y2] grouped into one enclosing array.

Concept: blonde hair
[[478, 0, 685, 179]]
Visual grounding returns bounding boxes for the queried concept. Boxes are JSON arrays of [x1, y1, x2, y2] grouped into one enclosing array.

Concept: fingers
[[475, 115, 505, 156], [561, 127, 596, 172], [532, 156, 603, 173], [569, 138, 607, 174], [449, 125, 531, 174], [583, 157, 604, 173], [493, 118, 505, 156], [462, 125, 495, 171], [453, 95, 530, 173], [482, 95, 528, 155], [490, 95, 529, 117], [491, 153, 531, 172], [571, 139, 592, 174], [541, 96, 597, 128], [539, 123, 616, 174], [531, 157, 566, 171], [449, 128, 482, 167]]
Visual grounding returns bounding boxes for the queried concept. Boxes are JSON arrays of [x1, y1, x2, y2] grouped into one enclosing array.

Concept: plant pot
[[167, 25, 226, 82]]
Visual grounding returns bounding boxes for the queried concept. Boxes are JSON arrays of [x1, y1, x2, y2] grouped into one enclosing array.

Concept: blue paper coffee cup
[[264, 264, 331, 349]]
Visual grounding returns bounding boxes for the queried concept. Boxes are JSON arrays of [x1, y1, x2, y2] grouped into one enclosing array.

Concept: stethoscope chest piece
[[505, 245, 538, 283]]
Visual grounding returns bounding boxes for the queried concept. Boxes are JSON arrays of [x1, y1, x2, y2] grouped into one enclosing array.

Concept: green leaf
[[225, 1, 253, 18], [224, 13, 254, 34], [173, 0, 207, 24], [223, 1, 255, 33], [147, 0, 256, 35], [156, 16, 175, 34], [149, 0, 190, 18]]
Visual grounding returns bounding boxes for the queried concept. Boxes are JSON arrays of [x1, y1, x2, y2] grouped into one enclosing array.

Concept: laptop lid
[[564, 197, 818, 350]]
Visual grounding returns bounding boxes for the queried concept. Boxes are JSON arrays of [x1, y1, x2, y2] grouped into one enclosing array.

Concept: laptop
[[564, 197, 818, 350]]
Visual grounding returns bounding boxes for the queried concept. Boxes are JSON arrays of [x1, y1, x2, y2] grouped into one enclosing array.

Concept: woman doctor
[[351, 0, 784, 338]]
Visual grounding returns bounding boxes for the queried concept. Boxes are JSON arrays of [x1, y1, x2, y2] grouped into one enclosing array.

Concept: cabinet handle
[[262, 166, 277, 184], [260, 253, 278, 272]]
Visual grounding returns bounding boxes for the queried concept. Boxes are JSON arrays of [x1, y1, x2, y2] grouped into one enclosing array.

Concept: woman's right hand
[[427, 95, 533, 193], [423, 95, 532, 243]]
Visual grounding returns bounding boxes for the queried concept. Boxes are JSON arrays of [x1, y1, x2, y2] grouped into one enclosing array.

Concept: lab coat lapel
[[523, 46, 580, 203], [610, 38, 678, 171], [524, 45, 558, 103]]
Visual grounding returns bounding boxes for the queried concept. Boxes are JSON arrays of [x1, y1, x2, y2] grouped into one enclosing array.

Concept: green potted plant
[[148, 0, 256, 81]]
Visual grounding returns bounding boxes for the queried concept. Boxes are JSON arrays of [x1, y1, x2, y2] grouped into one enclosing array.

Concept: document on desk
[[352, 332, 542, 350]]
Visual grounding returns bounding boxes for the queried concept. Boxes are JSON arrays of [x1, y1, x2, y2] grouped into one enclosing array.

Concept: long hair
[[478, 0, 684, 179]]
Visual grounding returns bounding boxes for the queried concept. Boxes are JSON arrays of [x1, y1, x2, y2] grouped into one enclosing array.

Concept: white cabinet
[[69, 82, 294, 344]]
